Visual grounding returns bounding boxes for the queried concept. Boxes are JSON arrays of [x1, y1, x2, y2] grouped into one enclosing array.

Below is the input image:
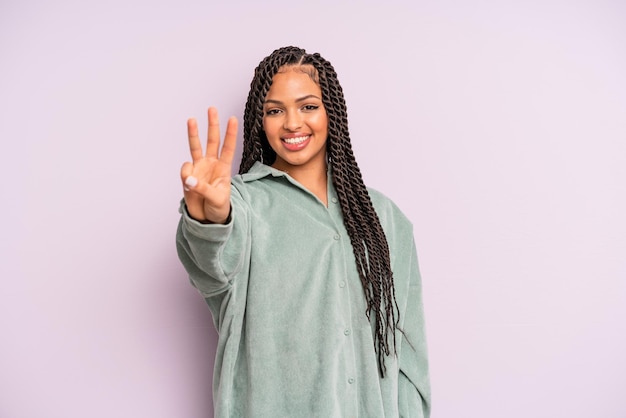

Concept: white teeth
[[283, 135, 309, 144]]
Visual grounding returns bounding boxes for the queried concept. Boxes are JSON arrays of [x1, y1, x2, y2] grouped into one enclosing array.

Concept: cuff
[[179, 199, 233, 242]]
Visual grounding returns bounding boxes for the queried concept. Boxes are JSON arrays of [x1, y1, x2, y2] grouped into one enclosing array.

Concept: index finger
[[187, 118, 204, 162]]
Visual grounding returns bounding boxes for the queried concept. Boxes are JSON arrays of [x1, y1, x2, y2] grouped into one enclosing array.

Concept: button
[[333, 234, 340, 240], [348, 377, 355, 384], [339, 281, 346, 288], [331, 197, 338, 204], [344, 328, 351, 336]]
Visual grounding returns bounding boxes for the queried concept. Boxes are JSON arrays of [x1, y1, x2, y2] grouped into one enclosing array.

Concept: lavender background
[[1, 0, 625, 417]]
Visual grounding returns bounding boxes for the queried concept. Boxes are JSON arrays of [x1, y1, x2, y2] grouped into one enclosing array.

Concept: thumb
[[184, 174, 198, 191], [183, 173, 217, 204], [180, 162, 206, 197]]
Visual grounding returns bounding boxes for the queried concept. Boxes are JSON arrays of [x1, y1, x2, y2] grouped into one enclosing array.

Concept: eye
[[302, 104, 319, 112], [265, 108, 282, 116]]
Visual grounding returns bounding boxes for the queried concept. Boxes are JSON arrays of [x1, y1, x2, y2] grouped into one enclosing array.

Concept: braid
[[240, 47, 400, 376], [240, 46, 306, 172]]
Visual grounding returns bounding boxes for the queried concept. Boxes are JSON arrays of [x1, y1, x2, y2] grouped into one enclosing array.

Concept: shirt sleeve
[[398, 238, 431, 418], [175, 186, 250, 298]]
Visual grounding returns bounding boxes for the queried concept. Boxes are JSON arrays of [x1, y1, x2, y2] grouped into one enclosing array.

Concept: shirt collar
[[240, 161, 289, 182], [240, 161, 336, 204]]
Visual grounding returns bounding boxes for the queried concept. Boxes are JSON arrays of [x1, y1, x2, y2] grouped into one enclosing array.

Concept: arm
[[398, 239, 431, 418], [176, 107, 247, 296], [176, 198, 248, 297]]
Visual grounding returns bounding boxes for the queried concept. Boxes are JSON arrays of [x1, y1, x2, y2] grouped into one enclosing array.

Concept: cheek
[[314, 114, 329, 133], [262, 118, 275, 137]]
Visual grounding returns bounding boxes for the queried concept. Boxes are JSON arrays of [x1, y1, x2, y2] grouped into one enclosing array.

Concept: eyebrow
[[264, 94, 322, 105]]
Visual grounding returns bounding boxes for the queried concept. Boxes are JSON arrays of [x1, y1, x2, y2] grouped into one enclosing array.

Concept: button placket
[[326, 195, 358, 409]]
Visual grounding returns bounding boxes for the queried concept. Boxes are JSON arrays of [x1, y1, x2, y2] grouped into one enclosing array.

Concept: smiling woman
[[176, 46, 431, 417]]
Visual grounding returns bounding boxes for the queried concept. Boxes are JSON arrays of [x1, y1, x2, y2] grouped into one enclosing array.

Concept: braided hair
[[239, 46, 399, 376]]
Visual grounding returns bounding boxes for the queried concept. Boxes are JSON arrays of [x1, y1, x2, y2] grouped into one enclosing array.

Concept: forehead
[[265, 68, 322, 100]]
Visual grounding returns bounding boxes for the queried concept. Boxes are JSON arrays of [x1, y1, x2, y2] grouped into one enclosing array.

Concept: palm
[[181, 107, 238, 224]]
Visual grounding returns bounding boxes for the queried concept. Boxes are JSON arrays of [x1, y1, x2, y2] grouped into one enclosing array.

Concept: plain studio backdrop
[[1, 0, 624, 417]]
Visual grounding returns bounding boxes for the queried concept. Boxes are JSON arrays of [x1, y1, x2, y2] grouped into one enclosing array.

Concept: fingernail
[[183, 187, 190, 192], [185, 176, 198, 188]]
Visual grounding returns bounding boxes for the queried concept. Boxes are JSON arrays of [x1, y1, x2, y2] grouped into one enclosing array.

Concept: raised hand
[[181, 107, 238, 224]]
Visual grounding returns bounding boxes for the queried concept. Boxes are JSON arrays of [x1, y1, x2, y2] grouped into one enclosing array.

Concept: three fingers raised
[[186, 107, 238, 164]]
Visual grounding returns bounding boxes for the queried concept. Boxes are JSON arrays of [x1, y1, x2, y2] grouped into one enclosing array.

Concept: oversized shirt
[[176, 162, 430, 418]]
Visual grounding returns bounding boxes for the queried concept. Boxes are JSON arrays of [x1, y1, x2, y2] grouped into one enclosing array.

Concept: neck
[[272, 160, 328, 206]]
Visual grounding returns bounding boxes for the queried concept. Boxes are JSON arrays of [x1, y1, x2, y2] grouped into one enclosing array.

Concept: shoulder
[[367, 187, 416, 251], [230, 163, 274, 200], [367, 188, 417, 281], [367, 187, 413, 231]]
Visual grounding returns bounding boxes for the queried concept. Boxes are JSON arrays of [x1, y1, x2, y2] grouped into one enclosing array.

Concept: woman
[[177, 46, 430, 417]]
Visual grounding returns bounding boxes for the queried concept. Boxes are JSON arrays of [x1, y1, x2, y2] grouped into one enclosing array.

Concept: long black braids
[[239, 46, 399, 377]]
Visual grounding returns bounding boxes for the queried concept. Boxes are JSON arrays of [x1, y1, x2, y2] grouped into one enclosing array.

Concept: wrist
[[183, 203, 231, 225], [202, 206, 232, 225]]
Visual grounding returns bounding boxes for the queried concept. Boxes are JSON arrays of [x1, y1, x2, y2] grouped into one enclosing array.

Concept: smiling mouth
[[282, 135, 310, 145]]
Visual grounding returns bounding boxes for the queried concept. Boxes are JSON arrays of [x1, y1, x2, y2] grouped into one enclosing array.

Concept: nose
[[283, 110, 302, 131]]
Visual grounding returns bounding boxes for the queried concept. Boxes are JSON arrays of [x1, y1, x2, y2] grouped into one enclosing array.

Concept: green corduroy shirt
[[176, 162, 430, 418]]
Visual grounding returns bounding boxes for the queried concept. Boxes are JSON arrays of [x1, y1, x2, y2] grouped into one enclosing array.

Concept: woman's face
[[262, 66, 328, 174]]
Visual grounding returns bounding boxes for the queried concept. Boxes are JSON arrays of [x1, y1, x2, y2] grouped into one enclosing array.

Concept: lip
[[281, 134, 311, 151]]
